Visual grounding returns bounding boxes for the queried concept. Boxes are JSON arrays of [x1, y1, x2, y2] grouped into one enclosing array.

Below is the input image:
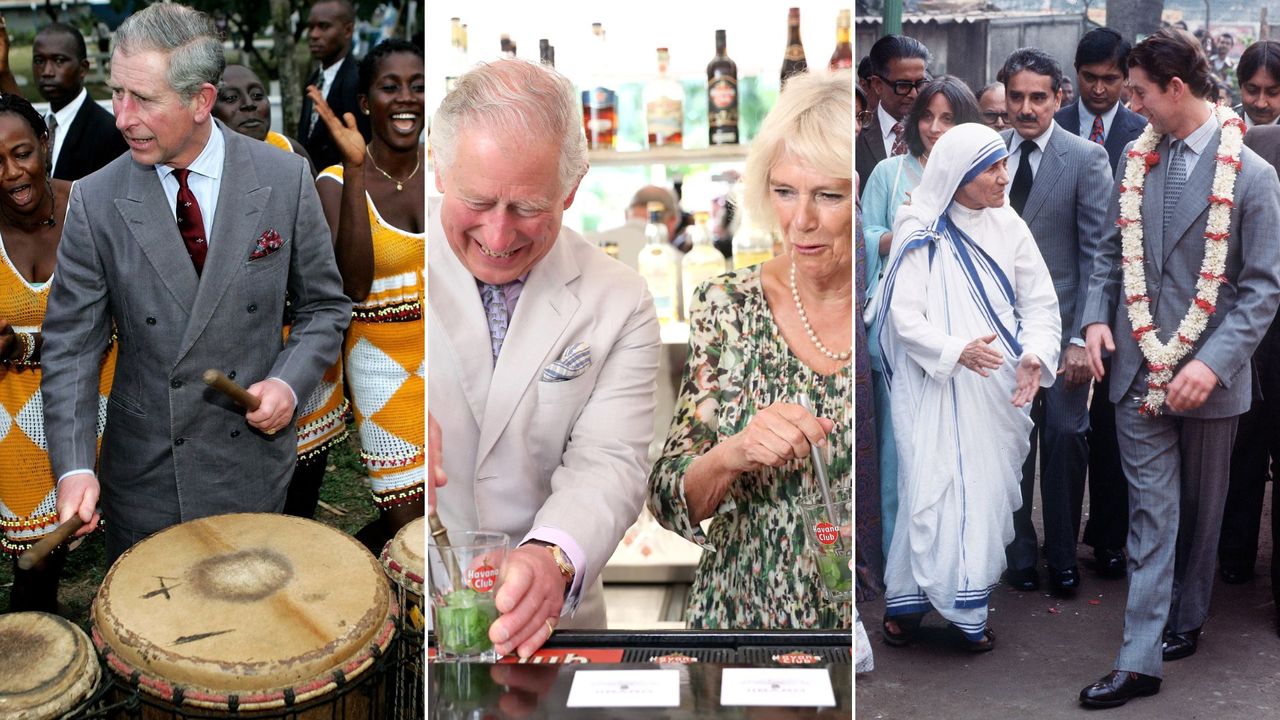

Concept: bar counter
[[428, 629, 852, 718]]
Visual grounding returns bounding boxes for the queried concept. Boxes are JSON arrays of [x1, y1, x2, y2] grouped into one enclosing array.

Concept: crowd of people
[[856, 22, 1280, 708], [0, 0, 424, 613]]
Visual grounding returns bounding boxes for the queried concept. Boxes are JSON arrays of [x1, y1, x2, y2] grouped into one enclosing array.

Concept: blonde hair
[[740, 70, 854, 233]]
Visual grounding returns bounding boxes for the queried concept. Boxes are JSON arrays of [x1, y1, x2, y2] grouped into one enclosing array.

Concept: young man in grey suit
[[428, 59, 660, 659], [1054, 27, 1149, 580], [42, 4, 351, 564], [998, 47, 1112, 597], [1080, 29, 1280, 707]]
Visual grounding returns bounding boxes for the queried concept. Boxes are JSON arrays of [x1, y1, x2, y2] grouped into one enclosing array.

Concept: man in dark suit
[[1080, 29, 1280, 707], [854, 34, 929, 197], [42, 4, 351, 564], [33, 23, 128, 181], [1054, 27, 1147, 581], [999, 48, 1112, 597], [298, 0, 370, 172]]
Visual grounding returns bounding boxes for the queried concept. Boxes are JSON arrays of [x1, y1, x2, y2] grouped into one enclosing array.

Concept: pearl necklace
[[790, 261, 851, 362]]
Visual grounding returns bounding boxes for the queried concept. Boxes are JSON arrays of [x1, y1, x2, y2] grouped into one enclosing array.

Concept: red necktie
[[1089, 115, 1105, 144], [890, 121, 907, 156], [173, 168, 207, 275]]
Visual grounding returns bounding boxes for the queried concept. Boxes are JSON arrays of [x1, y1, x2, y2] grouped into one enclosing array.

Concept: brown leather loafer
[[1079, 670, 1161, 708]]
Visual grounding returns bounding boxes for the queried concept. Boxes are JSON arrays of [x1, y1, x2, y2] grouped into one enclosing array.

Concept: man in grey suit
[[42, 4, 351, 564], [855, 34, 929, 196], [1080, 29, 1280, 707], [1054, 28, 1148, 580], [998, 47, 1111, 596]]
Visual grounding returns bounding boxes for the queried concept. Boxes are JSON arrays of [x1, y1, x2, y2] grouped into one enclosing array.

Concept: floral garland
[[1118, 103, 1245, 415]]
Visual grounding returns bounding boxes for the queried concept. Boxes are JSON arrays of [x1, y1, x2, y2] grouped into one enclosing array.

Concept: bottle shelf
[[587, 145, 749, 167]]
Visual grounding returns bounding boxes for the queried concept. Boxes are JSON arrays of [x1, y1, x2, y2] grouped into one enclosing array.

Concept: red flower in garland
[[1209, 195, 1235, 208], [1194, 297, 1216, 313], [1145, 151, 1161, 168], [1132, 324, 1155, 340]]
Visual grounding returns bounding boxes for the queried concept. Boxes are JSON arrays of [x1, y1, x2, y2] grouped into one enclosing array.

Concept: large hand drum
[[91, 513, 397, 717], [380, 516, 424, 718], [0, 612, 100, 719]]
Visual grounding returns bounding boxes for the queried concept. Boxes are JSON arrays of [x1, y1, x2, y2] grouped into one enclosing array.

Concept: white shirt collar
[[1180, 108, 1218, 157], [1012, 120, 1054, 154], [154, 121, 225, 182], [878, 101, 900, 142], [50, 87, 88, 130], [1078, 101, 1120, 138]]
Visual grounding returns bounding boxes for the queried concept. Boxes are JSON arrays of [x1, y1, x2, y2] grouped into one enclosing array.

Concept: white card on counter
[[719, 668, 836, 707], [565, 669, 681, 708]]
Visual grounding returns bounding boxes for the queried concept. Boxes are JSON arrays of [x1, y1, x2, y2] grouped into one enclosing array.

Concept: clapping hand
[[305, 84, 365, 167]]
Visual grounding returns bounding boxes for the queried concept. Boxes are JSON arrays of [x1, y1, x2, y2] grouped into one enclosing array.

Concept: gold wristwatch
[[536, 542, 575, 585]]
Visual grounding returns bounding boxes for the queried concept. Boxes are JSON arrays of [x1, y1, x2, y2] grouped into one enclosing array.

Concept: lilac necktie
[[480, 283, 510, 362]]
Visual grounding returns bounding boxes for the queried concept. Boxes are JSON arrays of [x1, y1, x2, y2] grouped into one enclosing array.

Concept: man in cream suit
[[1080, 29, 1280, 707], [43, 4, 350, 563], [427, 58, 660, 659]]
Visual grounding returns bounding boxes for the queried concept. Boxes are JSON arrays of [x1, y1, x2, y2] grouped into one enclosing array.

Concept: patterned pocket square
[[541, 342, 591, 382], [249, 229, 285, 260]]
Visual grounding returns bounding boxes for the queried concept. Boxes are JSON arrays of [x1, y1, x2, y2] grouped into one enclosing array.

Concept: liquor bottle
[[780, 7, 808, 87], [582, 23, 617, 150], [539, 38, 553, 67], [445, 17, 465, 93], [830, 9, 853, 69], [681, 213, 726, 321], [733, 222, 775, 269], [707, 30, 738, 146], [644, 48, 684, 149], [500, 34, 514, 58], [638, 202, 681, 324]]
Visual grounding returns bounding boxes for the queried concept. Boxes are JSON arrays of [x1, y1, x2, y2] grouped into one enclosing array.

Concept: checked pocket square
[[541, 342, 591, 382], [249, 229, 285, 260]]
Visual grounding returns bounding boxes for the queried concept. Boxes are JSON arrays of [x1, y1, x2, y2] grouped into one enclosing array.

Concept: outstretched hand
[[1012, 354, 1042, 408], [305, 84, 365, 167]]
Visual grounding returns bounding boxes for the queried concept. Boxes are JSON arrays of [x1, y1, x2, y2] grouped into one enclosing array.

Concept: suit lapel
[[1059, 102, 1081, 136], [1144, 136, 1168, 276], [1021, 124, 1066, 223], [115, 160, 199, 317], [427, 214, 494, 427], [474, 241, 580, 464], [1162, 128, 1220, 267], [176, 127, 267, 364], [54, 99, 94, 177], [298, 68, 321, 146]]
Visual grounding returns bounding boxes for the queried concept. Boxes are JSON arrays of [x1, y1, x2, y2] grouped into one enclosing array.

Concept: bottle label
[[585, 87, 617, 110], [587, 118, 614, 133], [710, 127, 738, 145], [785, 45, 806, 61], [709, 76, 737, 110], [647, 97, 683, 141]]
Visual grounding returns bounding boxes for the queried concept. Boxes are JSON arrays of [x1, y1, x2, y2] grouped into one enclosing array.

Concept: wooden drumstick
[[428, 508, 464, 590], [18, 515, 85, 570], [203, 369, 261, 411]]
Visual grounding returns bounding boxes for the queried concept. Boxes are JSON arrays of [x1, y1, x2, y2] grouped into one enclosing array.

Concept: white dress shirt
[[1077, 100, 1120, 143], [1005, 121, 1055, 195], [154, 122, 224, 243], [48, 87, 88, 172]]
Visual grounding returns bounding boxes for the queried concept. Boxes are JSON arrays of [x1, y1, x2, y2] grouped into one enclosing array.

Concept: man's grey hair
[[114, 4, 224, 102], [430, 58, 588, 197]]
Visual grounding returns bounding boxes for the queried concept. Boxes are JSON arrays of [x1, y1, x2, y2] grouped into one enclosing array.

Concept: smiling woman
[[0, 94, 115, 612]]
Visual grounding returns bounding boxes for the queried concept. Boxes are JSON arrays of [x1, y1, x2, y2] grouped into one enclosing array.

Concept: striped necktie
[[1089, 114, 1105, 144], [890, 121, 907, 156], [480, 283, 510, 362], [1164, 140, 1186, 235]]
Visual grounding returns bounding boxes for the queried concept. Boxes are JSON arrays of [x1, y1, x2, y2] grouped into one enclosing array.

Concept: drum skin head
[[380, 516, 424, 595], [0, 612, 99, 720], [92, 513, 394, 710]]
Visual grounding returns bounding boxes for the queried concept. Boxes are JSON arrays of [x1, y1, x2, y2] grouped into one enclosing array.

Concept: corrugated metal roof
[[856, 10, 1078, 24]]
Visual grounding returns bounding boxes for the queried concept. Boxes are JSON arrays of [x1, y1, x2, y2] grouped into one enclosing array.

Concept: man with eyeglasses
[[977, 82, 1009, 131], [855, 34, 930, 197]]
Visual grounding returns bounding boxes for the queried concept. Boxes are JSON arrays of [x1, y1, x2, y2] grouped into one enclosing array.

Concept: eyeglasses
[[876, 75, 929, 96], [982, 111, 1010, 124], [856, 110, 874, 126]]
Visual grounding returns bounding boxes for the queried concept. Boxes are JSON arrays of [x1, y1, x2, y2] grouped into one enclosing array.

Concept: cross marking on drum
[[172, 629, 236, 645], [141, 576, 183, 600]]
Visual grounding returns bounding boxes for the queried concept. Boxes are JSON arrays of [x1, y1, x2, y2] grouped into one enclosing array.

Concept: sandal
[[964, 627, 996, 653], [882, 613, 923, 647]]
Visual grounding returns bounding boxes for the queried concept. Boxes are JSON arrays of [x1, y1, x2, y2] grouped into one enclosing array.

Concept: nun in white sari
[[872, 123, 1061, 651]]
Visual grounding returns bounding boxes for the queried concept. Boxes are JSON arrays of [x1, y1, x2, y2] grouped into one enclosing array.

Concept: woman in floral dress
[[648, 70, 853, 629]]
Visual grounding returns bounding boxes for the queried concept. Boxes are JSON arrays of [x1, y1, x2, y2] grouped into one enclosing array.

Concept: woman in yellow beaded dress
[[0, 94, 114, 611], [309, 39, 424, 550]]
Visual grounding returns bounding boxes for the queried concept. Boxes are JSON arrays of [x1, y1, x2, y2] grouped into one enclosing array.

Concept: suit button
[[247, 304, 257, 313], [146, 317, 157, 325], [170, 379, 182, 389], [174, 438, 185, 446], [231, 430, 241, 438], [228, 370, 236, 380]]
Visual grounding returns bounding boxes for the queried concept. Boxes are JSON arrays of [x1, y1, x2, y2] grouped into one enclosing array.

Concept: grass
[[0, 429, 379, 627]]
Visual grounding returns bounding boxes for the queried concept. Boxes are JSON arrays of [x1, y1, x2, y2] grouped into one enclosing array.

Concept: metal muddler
[[795, 394, 846, 552], [428, 509, 464, 590]]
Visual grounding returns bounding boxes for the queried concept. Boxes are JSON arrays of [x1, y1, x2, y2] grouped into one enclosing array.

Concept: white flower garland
[[1118, 103, 1245, 415]]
